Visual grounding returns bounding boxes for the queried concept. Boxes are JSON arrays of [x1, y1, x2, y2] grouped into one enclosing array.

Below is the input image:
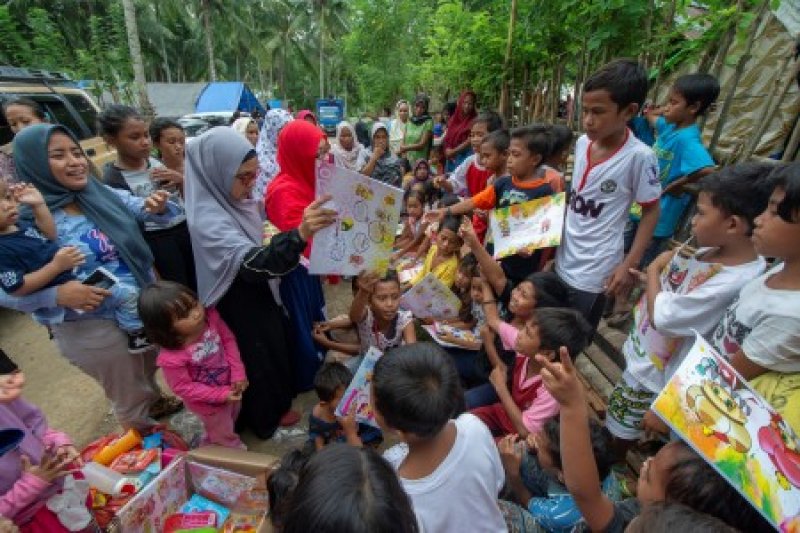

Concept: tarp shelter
[[195, 82, 266, 114], [147, 83, 208, 117]]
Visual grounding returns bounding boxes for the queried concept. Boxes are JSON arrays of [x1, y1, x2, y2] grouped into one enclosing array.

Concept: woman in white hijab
[[388, 99, 409, 156], [330, 121, 365, 171], [231, 117, 259, 147], [184, 127, 336, 438]]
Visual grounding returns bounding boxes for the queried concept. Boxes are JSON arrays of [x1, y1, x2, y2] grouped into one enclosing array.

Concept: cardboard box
[[107, 447, 279, 533]]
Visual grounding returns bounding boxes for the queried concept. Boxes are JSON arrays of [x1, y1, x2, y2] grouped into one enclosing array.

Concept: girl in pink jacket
[[139, 281, 248, 449], [0, 349, 88, 532]]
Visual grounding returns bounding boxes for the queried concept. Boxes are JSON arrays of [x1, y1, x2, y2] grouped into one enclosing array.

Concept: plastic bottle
[[92, 429, 142, 466], [81, 462, 140, 496]]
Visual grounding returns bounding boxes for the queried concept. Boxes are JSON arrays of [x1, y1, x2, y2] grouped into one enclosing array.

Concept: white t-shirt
[[556, 132, 660, 293], [446, 154, 483, 197], [712, 263, 800, 372], [384, 414, 507, 533], [121, 157, 187, 231], [623, 248, 766, 391]]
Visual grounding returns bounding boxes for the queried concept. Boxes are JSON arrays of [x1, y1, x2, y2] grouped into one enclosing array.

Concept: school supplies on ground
[[653, 333, 800, 530], [490, 193, 566, 259]]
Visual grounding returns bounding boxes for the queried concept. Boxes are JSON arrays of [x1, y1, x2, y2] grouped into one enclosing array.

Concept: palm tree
[[121, 0, 154, 115], [200, 0, 216, 80]]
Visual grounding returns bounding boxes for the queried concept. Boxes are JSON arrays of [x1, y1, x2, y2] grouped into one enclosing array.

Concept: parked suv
[[0, 66, 115, 171]]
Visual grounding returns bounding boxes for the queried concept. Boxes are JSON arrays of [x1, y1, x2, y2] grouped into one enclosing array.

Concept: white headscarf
[[231, 117, 255, 136], [331, 121, 364, 171], [184, 127, 263, 306], [389, 99, 408, 155], [254, 109, 293, 200]]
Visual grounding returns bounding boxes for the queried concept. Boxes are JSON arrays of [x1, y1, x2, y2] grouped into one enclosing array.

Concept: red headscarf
[[296, 110, 318, 125], [265, 120, 325, 255], [443, 90, 477, 151]]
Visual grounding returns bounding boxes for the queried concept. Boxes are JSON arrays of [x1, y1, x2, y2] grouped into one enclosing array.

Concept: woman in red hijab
[[265, 120, 328, 393], [296, 110, 318, 126], [443, 90, 477, 172]]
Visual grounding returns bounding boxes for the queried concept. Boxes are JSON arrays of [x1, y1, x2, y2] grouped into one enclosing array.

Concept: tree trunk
[[700, 18, 736, 132], [651, 0, 678, 102], [709, 0, 770, 153], [120, 0, 153, 117], [498, 0, 518, 120], [319, 1, 325, 98], [201, 0, 217, 81]]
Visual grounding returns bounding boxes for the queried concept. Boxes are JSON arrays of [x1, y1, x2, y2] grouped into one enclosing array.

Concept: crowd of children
[[0, 55, 798, 533]]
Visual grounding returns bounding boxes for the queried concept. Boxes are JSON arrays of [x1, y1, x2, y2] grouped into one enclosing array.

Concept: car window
[[37, 98, 90, 140], [63, 94, 99, 137]]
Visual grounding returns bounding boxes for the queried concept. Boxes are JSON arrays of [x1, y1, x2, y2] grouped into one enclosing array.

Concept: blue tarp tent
[[195, 82, 266, 114]]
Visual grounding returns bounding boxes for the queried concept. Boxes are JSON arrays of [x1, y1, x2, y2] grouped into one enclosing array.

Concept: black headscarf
[[410, 93, 432, 126]]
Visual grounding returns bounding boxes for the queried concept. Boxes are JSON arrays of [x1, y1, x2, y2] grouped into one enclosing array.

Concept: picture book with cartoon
[[310, 162, 404, 276], [423, 322, 480, 350], [489, 192, 566, 260], [653, 333, 800, 531], [399, 273, 461, 320], [335, 347, 383, 428]]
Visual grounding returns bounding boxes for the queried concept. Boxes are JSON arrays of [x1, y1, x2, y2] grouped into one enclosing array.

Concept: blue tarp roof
[[195, 82, 265, 114]]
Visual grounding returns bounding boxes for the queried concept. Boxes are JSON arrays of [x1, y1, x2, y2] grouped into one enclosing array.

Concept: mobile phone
[[81, 267, 118, 290]]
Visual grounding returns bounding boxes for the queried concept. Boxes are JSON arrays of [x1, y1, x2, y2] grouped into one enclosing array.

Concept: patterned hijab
[[254, 109, 293, 201]]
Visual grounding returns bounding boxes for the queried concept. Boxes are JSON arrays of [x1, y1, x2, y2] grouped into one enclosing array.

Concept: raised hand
[[298, 194, 337, 241]]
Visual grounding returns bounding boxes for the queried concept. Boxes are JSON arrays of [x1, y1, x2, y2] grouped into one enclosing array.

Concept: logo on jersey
[[600, 180, 617, 193], [570, 193, 605, 219]]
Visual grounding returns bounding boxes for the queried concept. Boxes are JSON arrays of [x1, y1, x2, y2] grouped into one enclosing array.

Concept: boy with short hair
[[373, 342, 507, 533], [605, 164, 772, 445], [554, 59, 662, 329], [470, 306, 593, 438], [643, 73, 720, 263], [429, 126, 557, 283], [712, 162, 800, 431]]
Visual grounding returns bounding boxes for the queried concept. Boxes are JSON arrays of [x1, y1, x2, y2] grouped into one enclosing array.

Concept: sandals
[[149, 395, 184, 419]]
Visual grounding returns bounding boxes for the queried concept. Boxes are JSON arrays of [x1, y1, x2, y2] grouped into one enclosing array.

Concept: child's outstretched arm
[[402, 320, 417, 344], [460, 216, 507, 295], [349, 272, 377, 324], [311, 325, 361, 356], [481, 280, 503, 332], [539, 347, 615, 531]]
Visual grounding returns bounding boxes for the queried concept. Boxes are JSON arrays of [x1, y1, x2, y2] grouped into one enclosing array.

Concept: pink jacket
[[156, 307, 246, 416], [0, 398, 72, 524]]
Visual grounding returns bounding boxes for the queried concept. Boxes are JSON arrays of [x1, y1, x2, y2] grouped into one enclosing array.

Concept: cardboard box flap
[[188, 446, 280, 481]]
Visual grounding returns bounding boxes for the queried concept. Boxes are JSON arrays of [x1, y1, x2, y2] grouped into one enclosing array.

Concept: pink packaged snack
[[163, 511, 216, 533]]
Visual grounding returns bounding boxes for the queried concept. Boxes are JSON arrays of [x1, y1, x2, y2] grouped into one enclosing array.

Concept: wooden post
[[709, 0, 770, 154]]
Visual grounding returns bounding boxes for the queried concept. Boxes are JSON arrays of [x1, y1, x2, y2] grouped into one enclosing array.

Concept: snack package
[[163, 511, 216, 533], [110, 449, 159, 474], [180, 494, 230, 526]]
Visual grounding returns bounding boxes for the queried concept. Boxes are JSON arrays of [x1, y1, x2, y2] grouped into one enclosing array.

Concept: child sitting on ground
[[407, 215, 463, 289], [348, 270, 415, 371], [374, 343, 508, 533], [712, 162, 800, 433], [538, 346, 772, 532], [306, 362, 381, 452], [0, 180, 159, 353], [606, 164, 771, 447], [393, 189, 430, 259], [139, 281, 248, 449], [497, 417, 619, 533], [469, 306, 592, 438], [433, 253, 485, 351], [267, 449, 308, 531], [0, 348, 91, 532], [312, 281, 361, 365]]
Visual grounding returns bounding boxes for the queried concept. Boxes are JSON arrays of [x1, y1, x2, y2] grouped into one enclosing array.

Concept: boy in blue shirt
[[644, 73, 720, 261]]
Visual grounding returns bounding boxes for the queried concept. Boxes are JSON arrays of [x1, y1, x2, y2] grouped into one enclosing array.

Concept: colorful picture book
[[652, 333, 800, 530], [335, 347, 383, 428], [309, 162, 403, 276], [399, 273, 461, 320], [489, 192, 566, 259], [395, 257, 423, 285], [423, 323, 480, 350]]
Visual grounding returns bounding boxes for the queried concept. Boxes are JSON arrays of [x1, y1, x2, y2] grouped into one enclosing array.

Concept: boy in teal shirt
[[645, 73, 720, 260]]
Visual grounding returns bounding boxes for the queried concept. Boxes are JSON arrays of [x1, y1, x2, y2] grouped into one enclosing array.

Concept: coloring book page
[[399, 273, 461, 320], [423, 323, 480, 350], [309, 162, 403, 275], [335, 347, 383, 428], [489, 192, 566, 259], [652, 333, 800, 531]]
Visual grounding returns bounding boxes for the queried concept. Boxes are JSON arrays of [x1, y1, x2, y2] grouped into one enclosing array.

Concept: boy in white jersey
[[554, 59, 661, 329], [605, 164, 772, 446]]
